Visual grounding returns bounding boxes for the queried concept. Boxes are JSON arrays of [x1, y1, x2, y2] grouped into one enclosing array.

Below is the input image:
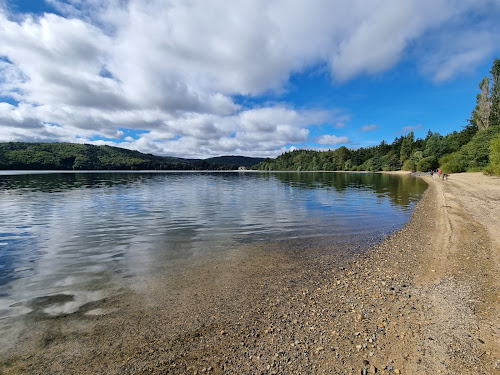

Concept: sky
[[0, 0, 499, 159]]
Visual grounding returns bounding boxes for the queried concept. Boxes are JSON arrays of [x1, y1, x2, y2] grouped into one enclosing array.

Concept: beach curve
[[1, 172, 499, 374]]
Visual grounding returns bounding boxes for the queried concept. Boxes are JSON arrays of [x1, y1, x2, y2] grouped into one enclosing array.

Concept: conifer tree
[[490, 58, 500, 127], [399, 132, 414, 162], [476, 77, 491, 130]]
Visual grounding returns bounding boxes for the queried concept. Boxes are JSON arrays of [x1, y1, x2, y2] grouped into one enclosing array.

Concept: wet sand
[[1, 172, 499, 374]]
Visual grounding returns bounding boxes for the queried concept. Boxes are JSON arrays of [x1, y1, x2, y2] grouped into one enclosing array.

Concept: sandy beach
[[1, 172, 499, 374], [329, 171, 500, 374]]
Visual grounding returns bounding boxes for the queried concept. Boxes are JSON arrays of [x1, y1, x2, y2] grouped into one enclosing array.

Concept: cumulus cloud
[[0, 0, 499, 157], [418, 28, 500, 82], [330, 0, 500, 81], [397, 124, 424, 134], [360, 124, 379, 132], [317, 134, 351, 145]]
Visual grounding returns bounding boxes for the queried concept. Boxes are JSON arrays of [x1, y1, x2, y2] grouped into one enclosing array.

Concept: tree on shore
[[485, 134, 500, 175], [490, 59, 500, 127], [399, 132, 415, 162], [474, 77, 491, 130], [254, 59, 500, 174]]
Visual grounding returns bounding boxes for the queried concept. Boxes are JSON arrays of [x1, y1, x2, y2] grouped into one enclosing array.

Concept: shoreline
[[338, 172, 500, 374], [1, 173, 499, 374]]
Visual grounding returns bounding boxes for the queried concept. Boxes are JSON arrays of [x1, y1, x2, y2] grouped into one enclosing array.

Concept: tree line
[[255, 59, 500, 175], [0, 143, 261, 171]]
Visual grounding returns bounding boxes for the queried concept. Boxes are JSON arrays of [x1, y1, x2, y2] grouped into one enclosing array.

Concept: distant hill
[[205, 156, 264, 168], [0, 142, 263, 170]]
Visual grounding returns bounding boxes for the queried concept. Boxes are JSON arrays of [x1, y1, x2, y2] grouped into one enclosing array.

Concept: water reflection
[[0, 172, 427, 319], [270, 172, 427, 208]]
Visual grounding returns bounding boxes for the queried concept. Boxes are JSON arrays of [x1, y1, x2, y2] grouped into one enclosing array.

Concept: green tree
[[477, 77, 491, 130], [410, 150, 423, 163], [441, 126, 500, 172], [471, 76, 492, 130], [490, 58, 500, 127], [417, 156, 438, 172], [380, 152, 400, 171], [485, 134, 500, 175], [423, 133, 449, 159], [333, 146, 351, 170], [344, 159, 353, 170], [400, 132, 414, 162], [402, 159, 416, 172], [444, 123, 478, 152]]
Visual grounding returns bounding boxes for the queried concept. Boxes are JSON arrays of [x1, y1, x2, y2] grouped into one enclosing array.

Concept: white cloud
[[0, 0, 499, 157], [418, 28, 500, 82], [317, 134, 351, 145], [397, 124, 424, 134], [330, 0, 500, 82], [360, 124, 379, 132]]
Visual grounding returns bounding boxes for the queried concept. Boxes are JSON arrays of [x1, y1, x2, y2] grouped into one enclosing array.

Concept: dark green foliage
[[440, 126, 500, 173], [0, 142, 258, 171], [458, 126, 500, 169], [485, 134, 500, 175], [439, 152, 466, 173], [490, 59, 500, 127], [417, 156, 438, 172], [402, 159, 417, 172], [399, 132, 414, 162], [205, 156, 264, 168], [444, 123, 478, 153], [253, 122, 493, 173], [255, 147, 370, 171], [0, 142, 193, 170], [423, 133, 449, 160], [362, 155, 382, 172], [380, 152, 401, 171]]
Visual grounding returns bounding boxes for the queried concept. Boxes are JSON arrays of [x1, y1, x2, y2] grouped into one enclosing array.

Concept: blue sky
[[1, 1, 499, 158]]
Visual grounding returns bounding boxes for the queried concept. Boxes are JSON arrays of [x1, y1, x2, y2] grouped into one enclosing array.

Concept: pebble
[[9, 178, 495, 375]]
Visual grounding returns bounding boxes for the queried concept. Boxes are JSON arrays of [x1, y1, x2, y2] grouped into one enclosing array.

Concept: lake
[[0, 171, 427, 322]]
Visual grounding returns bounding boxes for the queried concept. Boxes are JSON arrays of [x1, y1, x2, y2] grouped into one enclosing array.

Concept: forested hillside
[[0, 143, 261, 171], [0, 143, 193, 170], [256, 59, 500, 175], [206, 156, 264, 167]]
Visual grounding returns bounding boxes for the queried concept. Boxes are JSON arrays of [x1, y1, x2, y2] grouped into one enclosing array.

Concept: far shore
[[1, 172, 499, 374], [0, 168, 430, 174]]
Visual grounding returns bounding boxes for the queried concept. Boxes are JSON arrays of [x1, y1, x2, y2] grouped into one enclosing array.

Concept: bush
[[417, 156, 438, 172], [402, 159, 417, 172], [485, 134, 500, 175], [439, 127, 500, 173], [457, 127, 499, 169], [440, 152, 467, 173]]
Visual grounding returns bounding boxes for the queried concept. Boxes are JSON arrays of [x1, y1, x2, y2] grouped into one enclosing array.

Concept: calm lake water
[[0, 171, 427, 319]]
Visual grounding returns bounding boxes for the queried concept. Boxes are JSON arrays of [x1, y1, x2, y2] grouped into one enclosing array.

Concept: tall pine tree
[[400, 132, 414, 162], [476, 77, 491, 130], [490, 58, 500, 127]]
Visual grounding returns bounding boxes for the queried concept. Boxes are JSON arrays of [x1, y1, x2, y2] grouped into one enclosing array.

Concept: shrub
[[485, 134, 500, 175], [457, 127, 499, 169], [439, 127, 500, 173], [440, 152, 467, 173], [417, 156, 438, 172], [402, 159, 417, 172]]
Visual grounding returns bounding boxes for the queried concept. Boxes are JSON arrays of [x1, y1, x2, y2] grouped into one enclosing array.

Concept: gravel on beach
[[1, 173, 499, 374]]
